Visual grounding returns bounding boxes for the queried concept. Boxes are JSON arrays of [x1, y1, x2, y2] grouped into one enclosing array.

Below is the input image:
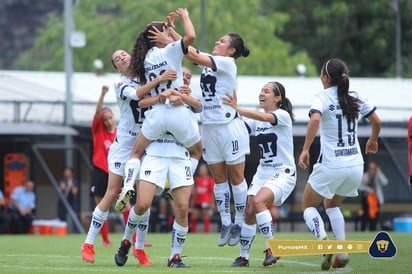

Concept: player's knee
[[135, 201, 150, 215], [174, 203, 189, 218]]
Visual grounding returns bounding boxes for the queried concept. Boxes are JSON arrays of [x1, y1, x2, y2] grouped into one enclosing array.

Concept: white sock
[[303, 207, 328, 240], [326, 207, 345, 240], [123, 207, 143, 242], [170, 221, 188, 259], [326, 207, 348, 260], [256, 210, 274, 249], [231, 180, 247, 225], [124, 158, 141, 187], [135, 208, 150, 249], [239, 223, 256, 259], [214, 182, 232, 226], [85, 207, 108, 244], [190, 157, 199, 176]]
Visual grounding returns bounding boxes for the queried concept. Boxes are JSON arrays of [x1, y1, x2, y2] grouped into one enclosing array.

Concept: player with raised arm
[[184, 32, 250, 247], [224, 82, 296, 267], [115, 8, 202, 212], [81, 49, 176, 264]]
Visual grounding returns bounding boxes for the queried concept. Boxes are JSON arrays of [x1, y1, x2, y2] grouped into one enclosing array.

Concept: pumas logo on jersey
[[114, 162, 121, 169], [145, 170, 151, 176]]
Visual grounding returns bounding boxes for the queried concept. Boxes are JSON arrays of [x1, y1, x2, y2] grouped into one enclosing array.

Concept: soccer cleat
[[133, 247, 152, 266], [228, 224, 241, 246], [321, 254, 333, 271], [81, 243, 95, 263], [332, 255, 349, 268], [230, 256, 249, 267], [262, 248, 278, 266], [115, 184, 135, 211], [114, 239, 131, 266], [167, 254, 190, 268], [218, 224, 233, 246]]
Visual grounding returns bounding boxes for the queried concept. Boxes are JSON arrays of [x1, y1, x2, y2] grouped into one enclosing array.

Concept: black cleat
[[114, 239, 131, 266], [262, 248, 278, 266], [167, 254, 190, 268], [231, 256, 249, 267]]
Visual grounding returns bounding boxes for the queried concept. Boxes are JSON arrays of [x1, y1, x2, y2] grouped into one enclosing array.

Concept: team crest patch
[[114, 162, 121, 169], [368, 231, 397, 259], [145, 170, 151, 176]]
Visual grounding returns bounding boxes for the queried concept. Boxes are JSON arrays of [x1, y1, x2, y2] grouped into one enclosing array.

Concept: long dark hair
[[130, 22, 166, 84], [270, 81, 294, 122], [227, 33, 250, 59], [321, 58, 360, 121]]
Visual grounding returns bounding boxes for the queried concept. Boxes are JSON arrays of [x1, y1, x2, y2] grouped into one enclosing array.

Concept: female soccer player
[[185, 32, 250, 247], [224, 82, 296, 267], [81, 49, 175, 264], [114, 80, 201, 269], [90, 85, 116, 247], [298, 58, 381, 270], [115, 8, 202, 212]]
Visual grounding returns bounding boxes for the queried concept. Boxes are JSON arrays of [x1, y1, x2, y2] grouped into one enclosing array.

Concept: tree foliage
[[13, 0, 316, 76], [265, 0, 412, 77]]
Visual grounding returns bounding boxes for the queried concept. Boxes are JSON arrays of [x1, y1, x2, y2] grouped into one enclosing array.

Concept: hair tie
[[325, 60, 331, 77]]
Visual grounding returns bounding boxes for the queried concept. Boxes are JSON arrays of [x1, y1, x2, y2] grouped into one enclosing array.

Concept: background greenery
[[7, 0, 412, 77]]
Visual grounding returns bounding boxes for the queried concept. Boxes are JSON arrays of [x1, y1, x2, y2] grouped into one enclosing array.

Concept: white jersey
[[245, 109, 295, 178], [145, 133, 190, 160], [198, 54, 238, 124], [309, 86, 376, 168], [113, 74, 146, 148], [145, 39, 185, 104]]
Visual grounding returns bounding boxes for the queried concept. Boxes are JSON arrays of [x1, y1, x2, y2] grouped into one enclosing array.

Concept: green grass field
[[0, 232, 410, 273]]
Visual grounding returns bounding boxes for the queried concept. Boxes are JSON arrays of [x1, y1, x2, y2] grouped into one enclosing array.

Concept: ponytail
[[130, 22, 165, 83], [322, 58, 360, 121], [272, 81, 295, 122]]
